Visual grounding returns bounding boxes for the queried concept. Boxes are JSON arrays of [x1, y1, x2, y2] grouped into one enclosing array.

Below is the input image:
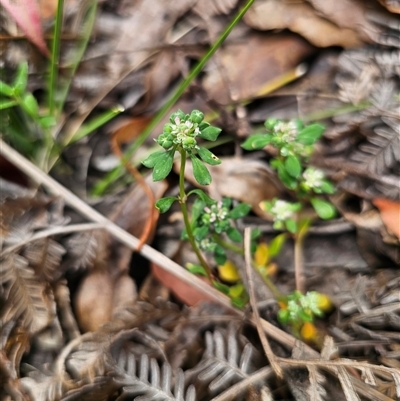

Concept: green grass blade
[[92, 0, 256, 195]]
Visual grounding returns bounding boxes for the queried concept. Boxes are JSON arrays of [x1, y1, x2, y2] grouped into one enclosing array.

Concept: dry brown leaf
[[193, 0, 239, 17], [243, 0, 363, 48], [203, 32, 315, 104], [376, 0, 400, 13], [177, 156, 282, 216], [373, 198, 400, 239], [74, 270, 137, 332]]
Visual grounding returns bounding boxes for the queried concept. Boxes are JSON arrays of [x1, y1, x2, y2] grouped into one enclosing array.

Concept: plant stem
[[212, 234, 244, 255], [253, 263, 285, 301], [92, 0, 256, 195], [178, 148, 212, 280], [294, 218, 310, 293]]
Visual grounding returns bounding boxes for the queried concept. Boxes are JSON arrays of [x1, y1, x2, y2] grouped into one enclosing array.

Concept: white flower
[[303, 167, 324, 189]]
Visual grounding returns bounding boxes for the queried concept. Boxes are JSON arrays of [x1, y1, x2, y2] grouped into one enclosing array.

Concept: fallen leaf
[[243, 0, 363, 48], [0, 0, 49, 56], [203, 32, 315, 104], [373, 198, 400, 239]]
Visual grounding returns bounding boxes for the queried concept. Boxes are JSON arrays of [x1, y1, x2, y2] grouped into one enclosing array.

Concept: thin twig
[[244, 227, 283, 378], [0, 139, 303, 349], [210, 366, 273, 401], [1, 222, 104, 257]]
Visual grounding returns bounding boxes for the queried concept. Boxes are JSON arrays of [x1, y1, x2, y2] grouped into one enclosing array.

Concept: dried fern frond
[[0, 254, 55, 334], [186, 326, 264, 397], [114, 354, 196, 401]]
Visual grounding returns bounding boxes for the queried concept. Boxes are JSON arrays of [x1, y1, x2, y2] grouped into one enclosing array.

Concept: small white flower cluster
[[274, 121, 299, 143], [269, 200, 295, 222], [204, 201, 228, 223], [302, 167, 325, 189]]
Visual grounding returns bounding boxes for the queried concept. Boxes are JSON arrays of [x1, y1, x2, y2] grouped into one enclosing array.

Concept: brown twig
[[244, 227, 283, 378], [111, 134, 157, 251]]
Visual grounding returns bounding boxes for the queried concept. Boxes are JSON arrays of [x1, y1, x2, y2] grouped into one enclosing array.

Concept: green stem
[[92, 0, 256, 195], [212, 234, 244, 255], [254, 265, 285, 301], [49, 0, 64, 116], [178, 148, 212, 280]]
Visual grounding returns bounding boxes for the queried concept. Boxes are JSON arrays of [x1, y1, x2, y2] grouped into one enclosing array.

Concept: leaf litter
[[1, 0, 400, 400]]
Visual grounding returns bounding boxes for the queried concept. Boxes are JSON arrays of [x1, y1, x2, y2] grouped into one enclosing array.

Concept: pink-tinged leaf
[[0, 0, 50, 56]]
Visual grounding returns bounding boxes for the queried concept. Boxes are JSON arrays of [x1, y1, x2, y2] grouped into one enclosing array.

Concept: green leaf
[[285, 218, 297, 234], [142, 150, 170, 168], [155, 196, 177, 213], [38, 116, 57, 128], [310, 198, 336, 220], [241, 134, 272, 150], [269, 233, 286, 258], [194, 225, 209, 241], [186, 263, 207, 276], [12, 62, 28, 95], [229, 203, 251, 219], [187, 189, 214, 205], [20, 93, 39, 117], [251, 227, 261, 240], [152, 150, 175, 181], [0, 81, 14, 97], [297, 124, 325, 145], [191, 156, 212, 185], [0, 99, 18, 109], [285, 155, 301, 178], [227, 227, 243, 242], [212, 280, 230, 295], [214, 245, 227, 265], [198, 126, 221, 141], [197, 147, 221, 165], [277, 163, 297, 190], [319, 180, 336, 194]]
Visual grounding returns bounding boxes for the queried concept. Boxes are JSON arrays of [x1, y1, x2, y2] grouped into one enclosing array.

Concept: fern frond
[[0, 254, 54, 334], [115, 354, 195, 401], [186, 327, 262, 395]]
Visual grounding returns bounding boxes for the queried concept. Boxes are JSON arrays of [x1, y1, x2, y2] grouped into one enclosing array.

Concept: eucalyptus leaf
[[310, 198, 336, 220], [155, 196, 177, 213], [197, 147, 221, 165], [191, 156, 212, 185]]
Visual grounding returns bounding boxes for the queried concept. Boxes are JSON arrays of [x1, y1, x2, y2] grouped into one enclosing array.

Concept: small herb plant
[[142, 110, 255, 306], [143, 110, 335, 339], [242, 118, 335, 341]]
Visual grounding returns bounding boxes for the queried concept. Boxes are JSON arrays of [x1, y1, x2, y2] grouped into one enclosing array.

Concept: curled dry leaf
[[243, 0, 363, 48], [203, 33, 315, 104], [373, 198, 400, 240], [74, 177, 167, 332], [74, 270, 137, 332], [178, 156, 282, 216]]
